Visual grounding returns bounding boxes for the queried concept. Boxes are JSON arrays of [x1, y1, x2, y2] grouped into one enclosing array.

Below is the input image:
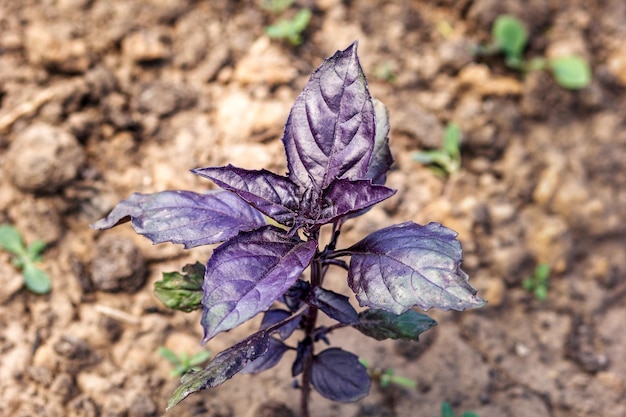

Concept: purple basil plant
[[92, 42, 485, 416]]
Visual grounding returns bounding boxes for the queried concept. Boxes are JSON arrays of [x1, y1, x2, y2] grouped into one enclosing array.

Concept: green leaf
[[441, 402, 455, 417], [22, 262, 51, 294], [0, 224, 25, 254], [443, 122, 461, 159], [549, 56, 591, 89], [412, 150, 448, 165], [387, 374, 417, 389], [154, 262, 205, 312], [535, 263, 551, 282], [27, 240, 47, 261], [265, 9, 312, 46], [159, 347, 183, 365], [188, 351, 212, 367], [492, 15, 528, 58], [354, 309, 437, 341]]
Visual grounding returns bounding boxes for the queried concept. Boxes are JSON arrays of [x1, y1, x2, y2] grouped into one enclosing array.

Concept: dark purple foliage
[[91, 190, 266, 248], [344, 222, 484, 314], [201, 226, 317, 343], [92, 41, 484, 412], [310, 348, 370, 402]]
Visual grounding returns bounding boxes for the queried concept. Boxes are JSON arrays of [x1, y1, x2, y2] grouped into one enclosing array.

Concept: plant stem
[[300, 249, 323, 417]]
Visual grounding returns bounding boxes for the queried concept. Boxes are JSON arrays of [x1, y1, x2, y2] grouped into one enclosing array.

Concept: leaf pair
[[0, 224, 51, 294]]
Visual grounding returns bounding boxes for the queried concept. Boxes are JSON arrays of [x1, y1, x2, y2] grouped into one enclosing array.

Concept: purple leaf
[[240, 338, 290, 374], [310, 348, 370, 402], [310, 287, 359, 325], [345, 222, 485, 314], [313, 179, 395, 226], [282, 41, 375, 191], [90, 190, 266, 248], [166, 330, 270, 410], [366, 98, 394, 185], [192, 165, 300, 226], [260, 309, 300, 340], [201, 226, 317, 343], [354, 309, 437, 341]]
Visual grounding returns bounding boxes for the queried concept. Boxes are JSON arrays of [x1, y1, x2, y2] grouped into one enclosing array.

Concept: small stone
[[520, 207, 572, 273], [101, 391, 128, 417], [10, 196, 63, 245], [91, 234, 147, 292], [68, 394, 98, 417], [0, 261, 23, 303], [25, 24, 90, 73], [393, 101, 443, 148], [458, 63, 523, 96], [253, 401, 296, 417], [607, 45, 626, 86], [489, 201, 517, 225], [128, 394, 157, 417], [135, 81, 197, 117], [5, 123, 85, 192], [50, 373, 76, 404], [566, 316, 609, 373], [491, 245, 532, 285], [233, 37, 297, 86], [438, 39, 474, 71], [122, 29, 171, 63]]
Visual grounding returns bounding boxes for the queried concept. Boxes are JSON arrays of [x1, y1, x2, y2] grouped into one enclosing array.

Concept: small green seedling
[[158, 347, 212, 377], [478, 15, 591, 90], [413, 122, 462, 177], [0, 224, 51, 294], [359, 359, 417, 389], [265, 8, 312, 46], [523, 262, 550, 301], [440, 401, 480, 417]]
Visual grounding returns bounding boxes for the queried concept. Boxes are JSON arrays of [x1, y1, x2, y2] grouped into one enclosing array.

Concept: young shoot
[[523, 262, 550, 301], [440, 401, 480, 417], [92, 42, 484, 417], [413, 122, 462, 178], [0, 224, 51, 294], [477, 14, 591, 90], [359, 359, 417, 390], [159, 347, 212, 377]]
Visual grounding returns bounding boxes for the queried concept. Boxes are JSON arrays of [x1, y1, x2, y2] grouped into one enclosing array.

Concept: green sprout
[[359, 359, 417, 390], [478, 15, 591, 90], [0, 224, 51, 294], [412, 122, 462, 178], [158, 347, 212, 377], [523, 262, 550, 301], [265, 8, 312, 46], [440, 401, 480, 417]]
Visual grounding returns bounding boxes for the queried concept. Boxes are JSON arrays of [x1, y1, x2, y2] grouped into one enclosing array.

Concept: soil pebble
[[134, 81, 197, 117], [122, 29, 171, 63], [25, 24, 91, 73], [91, 234, 147, 292], [252, 400, 296, 417], [4, 123, 86, 193]]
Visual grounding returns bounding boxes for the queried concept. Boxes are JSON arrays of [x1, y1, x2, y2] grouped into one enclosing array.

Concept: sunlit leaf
[[345, 222, 485, 314], [91, 190, 266, 248]]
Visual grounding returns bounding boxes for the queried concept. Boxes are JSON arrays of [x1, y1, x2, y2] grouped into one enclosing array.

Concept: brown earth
[[1, 1, 625, 417]]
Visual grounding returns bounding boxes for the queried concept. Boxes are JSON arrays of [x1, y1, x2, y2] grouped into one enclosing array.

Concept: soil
[[1, 1, 625, 417]]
